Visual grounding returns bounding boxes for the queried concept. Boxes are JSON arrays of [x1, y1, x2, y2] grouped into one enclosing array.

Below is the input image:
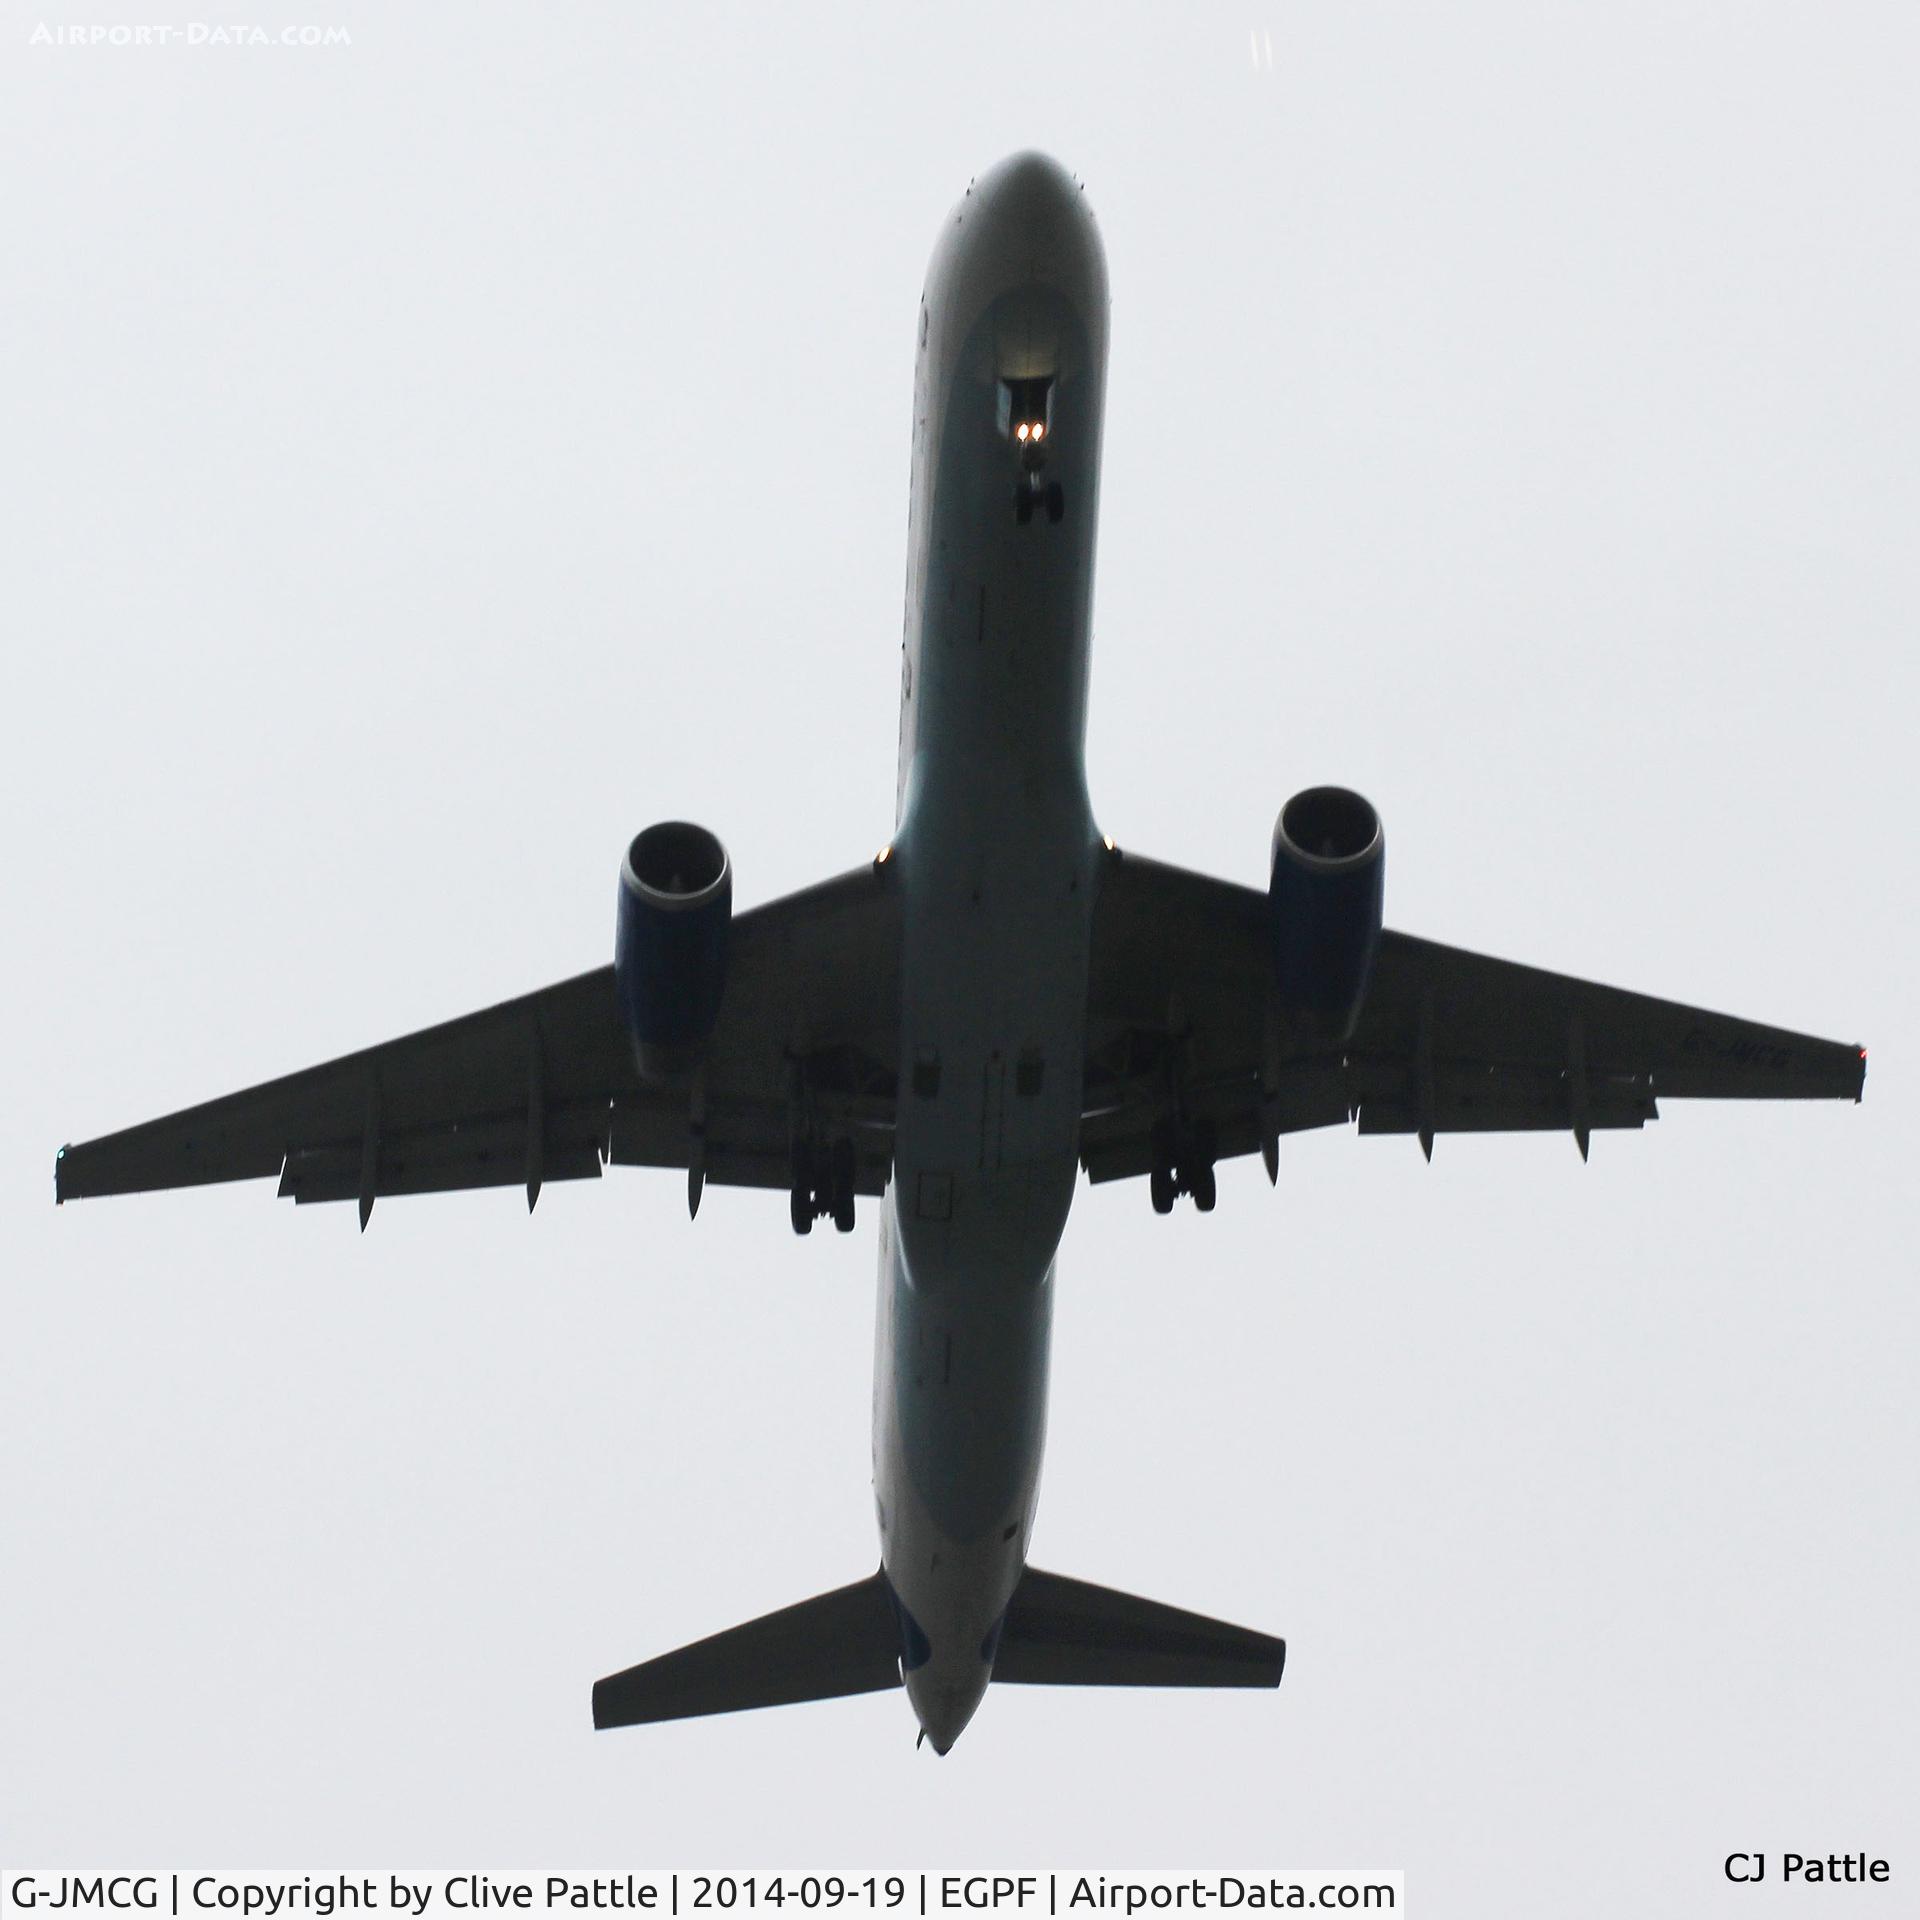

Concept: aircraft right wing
[[56, 862, 900, 1223], [1080, 850, 1864, 1182]]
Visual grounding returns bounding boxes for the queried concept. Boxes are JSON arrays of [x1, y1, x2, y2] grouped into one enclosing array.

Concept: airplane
[[55, 151, 1866, 1756]]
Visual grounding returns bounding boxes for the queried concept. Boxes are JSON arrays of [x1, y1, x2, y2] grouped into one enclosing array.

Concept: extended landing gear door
[[998, 375, 1053, 447]]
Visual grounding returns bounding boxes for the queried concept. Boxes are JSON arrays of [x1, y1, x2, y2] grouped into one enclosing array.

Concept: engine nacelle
[[1269, 786, 1385, 1040], [614, 821, 732, 1080]]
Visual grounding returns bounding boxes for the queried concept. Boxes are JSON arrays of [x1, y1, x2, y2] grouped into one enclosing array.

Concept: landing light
[[1030, 423, 1044, 442], [1016, 423, 1030, 441]]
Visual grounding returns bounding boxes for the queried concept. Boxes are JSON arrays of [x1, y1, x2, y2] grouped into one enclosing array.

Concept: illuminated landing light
[[1102, 834, 1117, 853], [875, 844, 893, 865], [1030, 423, 1044, 442], [1016, 423, 1030, 441]]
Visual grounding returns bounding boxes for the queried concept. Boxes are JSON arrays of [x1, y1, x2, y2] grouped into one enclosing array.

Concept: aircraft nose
[[974, 150, 1083, 227], [947, 150, 1106, 335]]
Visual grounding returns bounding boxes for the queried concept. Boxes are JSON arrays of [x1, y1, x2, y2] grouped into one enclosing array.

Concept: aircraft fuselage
[[875, 153, 1109, 1753]]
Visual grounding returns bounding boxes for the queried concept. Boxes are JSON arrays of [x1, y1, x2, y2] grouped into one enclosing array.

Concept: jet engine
[[1269, 786, 1384, 1040], [614, 822, 732, 1080]]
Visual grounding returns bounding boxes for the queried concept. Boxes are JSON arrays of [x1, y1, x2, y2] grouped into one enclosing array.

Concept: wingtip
[[54, 1143, 69, 1205]]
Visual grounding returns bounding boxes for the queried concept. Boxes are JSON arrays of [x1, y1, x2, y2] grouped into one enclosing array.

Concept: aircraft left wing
[[1080, 850, 1864, 1182], [56, 863, 899, 1221]]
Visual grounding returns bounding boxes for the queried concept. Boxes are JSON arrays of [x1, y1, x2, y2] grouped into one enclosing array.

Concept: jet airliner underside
[[56, 153, 1864, 1755]]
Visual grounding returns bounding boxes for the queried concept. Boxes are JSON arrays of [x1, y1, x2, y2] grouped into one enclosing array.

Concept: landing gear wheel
[[1045, 481, 1065, 524], [789, 1141, 815, 1236], [831, 1137, 857, 1233], [1189, 1163, 1217, 1213], [1149, 1164, 1176, 1215]]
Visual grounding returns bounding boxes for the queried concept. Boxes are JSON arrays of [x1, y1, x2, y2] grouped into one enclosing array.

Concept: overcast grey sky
[[4, 3, 1915, 1909]]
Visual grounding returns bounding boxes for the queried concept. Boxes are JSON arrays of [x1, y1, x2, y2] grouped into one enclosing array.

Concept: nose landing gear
[[1003, 374, 1063, 527]]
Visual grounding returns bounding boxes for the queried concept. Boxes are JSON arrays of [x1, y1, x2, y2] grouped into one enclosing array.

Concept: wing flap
[[1080, 1061, 1351, 1184], [277, 1134, 606, 1205], [605, 1094, 894, 1197], [1354, 1089, 1656, 1136]]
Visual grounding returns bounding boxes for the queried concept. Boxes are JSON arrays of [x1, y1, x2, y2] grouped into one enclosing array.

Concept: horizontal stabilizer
[[592, 1570, 901, 1730], [994, 1567, 1285, 1690]]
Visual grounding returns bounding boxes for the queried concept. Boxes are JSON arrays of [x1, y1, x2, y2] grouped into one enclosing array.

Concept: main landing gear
[[790, 1135, 857, 1236], [1149, 1116, 1217, 1215]]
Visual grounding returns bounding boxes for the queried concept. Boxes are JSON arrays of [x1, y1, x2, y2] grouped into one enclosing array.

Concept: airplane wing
[[1080, 850, 1864, 1182], [56, 863, 899, 1222]]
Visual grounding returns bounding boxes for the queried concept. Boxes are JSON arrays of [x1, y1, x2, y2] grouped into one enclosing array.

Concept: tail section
[[993, 1567, 1285, 1689], [592, 1570, 901, 1729], [590, 1564, 1283, 1737]]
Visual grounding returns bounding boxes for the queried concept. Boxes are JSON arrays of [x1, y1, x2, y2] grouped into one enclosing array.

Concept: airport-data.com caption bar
[[1, 1877, 1402, 1919]]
